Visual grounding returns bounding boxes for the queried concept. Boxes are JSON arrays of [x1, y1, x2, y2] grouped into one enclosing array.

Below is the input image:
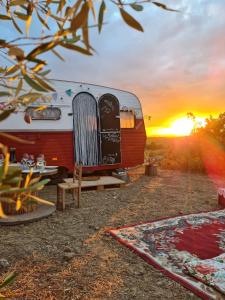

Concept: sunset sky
[[1, 0, 225, 136], [48, 0, 225, 135]]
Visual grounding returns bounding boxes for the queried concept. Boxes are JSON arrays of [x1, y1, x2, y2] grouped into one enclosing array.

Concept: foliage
[[159, 138, 206, 173], [193, 113, 225, 147], [146, 112, 225, 176], [0, 0, 178, 105], [0, 142, 53, 217], [0, 272, 17, 299]]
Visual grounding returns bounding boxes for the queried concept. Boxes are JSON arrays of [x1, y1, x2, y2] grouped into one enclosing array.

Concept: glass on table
[[36, 154, 46, 171], [0, 154, 4, 166]]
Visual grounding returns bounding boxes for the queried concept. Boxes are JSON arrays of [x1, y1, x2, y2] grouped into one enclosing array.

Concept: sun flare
[[146, 116, 206, 137]]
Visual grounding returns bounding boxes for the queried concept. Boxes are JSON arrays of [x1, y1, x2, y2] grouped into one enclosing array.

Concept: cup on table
[[36, 154, 46, 171], [21, 153, 29, 170], [0, 154, 4, 166]]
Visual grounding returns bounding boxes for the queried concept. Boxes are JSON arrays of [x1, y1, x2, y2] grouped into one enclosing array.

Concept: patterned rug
[[109, 210, 225, 300]]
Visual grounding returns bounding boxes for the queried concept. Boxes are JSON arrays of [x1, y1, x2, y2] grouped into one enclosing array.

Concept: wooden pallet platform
[[57, 176, 126, 211], [63, 176, 126, 191]]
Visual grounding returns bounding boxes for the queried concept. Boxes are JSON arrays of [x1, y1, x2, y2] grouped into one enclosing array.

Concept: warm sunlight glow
[[147, 116, 207, 137], [169, 117, 195, 136]]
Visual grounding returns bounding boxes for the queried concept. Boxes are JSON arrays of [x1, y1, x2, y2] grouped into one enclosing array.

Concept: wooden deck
[[57, 176, 126, 210], [63, 176, 126, 191]]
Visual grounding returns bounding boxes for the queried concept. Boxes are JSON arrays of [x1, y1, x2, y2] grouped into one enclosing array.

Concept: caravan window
[[120, 110, 135, 128], [26, 107, 61, 120]]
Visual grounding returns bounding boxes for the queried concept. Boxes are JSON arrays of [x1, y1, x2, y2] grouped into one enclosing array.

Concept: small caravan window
[[120, 110, 135, 128], [26, 107, 61, 120]]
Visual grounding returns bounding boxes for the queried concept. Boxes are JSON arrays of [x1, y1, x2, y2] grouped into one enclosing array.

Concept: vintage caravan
[[0, 80, 146, 175]]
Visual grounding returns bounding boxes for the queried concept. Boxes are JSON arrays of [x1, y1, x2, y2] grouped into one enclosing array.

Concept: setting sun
[[146, 116, 207, 137]]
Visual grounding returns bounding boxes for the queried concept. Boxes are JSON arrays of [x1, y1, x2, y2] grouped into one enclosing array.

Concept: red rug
[[109, 210, 225, 300]]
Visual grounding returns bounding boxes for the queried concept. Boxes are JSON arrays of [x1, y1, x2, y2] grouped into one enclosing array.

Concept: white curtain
[[73, 93, 99, 166]]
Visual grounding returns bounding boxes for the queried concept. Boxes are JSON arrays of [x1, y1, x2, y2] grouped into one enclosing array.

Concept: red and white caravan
[[0, 80, 146, 174]]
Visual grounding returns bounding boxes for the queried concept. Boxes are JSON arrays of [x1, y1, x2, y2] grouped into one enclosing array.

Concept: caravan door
[[99, 94, 121, 165], [73, 92, 99, 166]]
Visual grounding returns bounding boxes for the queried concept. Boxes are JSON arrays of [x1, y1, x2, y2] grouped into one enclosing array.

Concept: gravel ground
[[0, 168, 224, 300]]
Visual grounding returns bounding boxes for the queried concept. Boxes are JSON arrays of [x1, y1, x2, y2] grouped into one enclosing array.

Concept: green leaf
[[26, 57, 46, 65], [14, 11, 29, 20], [57, 0, 66, 13], [49, 13, 64, 22], [152, 2, 179, 12], [120, 8, 143, 32], [36, 11, 50, 30], [70, 2, 89, 32], [3, 176, 22, 185], [82, 19, 89, 50], [71, 0, 83, 16], [4, 168, 22, 181], [0, 272, 17, 289], [23, 74, 48, 92], [0, 109, 15, 122], [26, 41, 58, 59], [60, 42, 92, 56], [0, 14, 11, 20], [0, 92, 11, 97], [19, 92, 42, 100], [0, 292, 6, 298], [5, 64, 20, 76], [51, 49, 65, 61], [0, 132, 35, 144], [8, 47, 24, 60], [98, 0, 106, 33], [11, 17, 23, 34], [32, 75, 55, 92], [10, 0, 27, 6], [38, 69, 51, 76], [15, 79, 23, 97], [63, 36, 80, 44], [0, 83, 17, 90], [0, 67, 6, 73], [130, 3, 143, 11], [0, 178, 50, 195], [65, 6, 73, 18]]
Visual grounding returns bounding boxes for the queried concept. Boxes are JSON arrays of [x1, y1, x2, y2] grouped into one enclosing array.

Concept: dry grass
[[0, 168, 224, 299]]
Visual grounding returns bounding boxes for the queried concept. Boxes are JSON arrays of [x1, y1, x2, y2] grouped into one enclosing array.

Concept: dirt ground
[[0, 168, 224, 300]]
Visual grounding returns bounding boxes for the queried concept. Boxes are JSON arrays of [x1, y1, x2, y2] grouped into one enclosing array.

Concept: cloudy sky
[[47, 0, 225, 129], [1, 0, 224, 133]]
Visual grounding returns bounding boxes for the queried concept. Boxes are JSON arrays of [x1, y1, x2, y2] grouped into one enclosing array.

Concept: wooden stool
[[218, 188, 225, 207], [56, 183, 77, 211], [57, 164, 82, 211], [145, 163, 158, 176]]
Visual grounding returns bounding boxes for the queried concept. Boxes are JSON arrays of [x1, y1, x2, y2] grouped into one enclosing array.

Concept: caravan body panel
[[0, 80, 146, 172]]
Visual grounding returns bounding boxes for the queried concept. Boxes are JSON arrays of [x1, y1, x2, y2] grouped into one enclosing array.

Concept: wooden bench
[[56, 175, 126, 211]]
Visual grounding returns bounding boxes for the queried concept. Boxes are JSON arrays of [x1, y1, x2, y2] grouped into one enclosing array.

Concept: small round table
[[0, 165, 58, 224], [21, 168, 58, 176]]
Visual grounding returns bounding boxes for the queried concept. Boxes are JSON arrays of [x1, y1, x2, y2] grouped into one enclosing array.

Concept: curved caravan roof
[[49, 79, 143, 116], [0, 80, 144, 131]]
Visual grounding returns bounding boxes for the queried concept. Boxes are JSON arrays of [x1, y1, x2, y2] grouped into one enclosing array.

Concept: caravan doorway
[[73, 92, 121, 167], [73, 92, 99, 166]]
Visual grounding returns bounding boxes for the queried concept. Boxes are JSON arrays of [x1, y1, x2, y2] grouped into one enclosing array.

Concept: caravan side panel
[[121, 119, 146, 168], [0, 132, 74, 171]]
